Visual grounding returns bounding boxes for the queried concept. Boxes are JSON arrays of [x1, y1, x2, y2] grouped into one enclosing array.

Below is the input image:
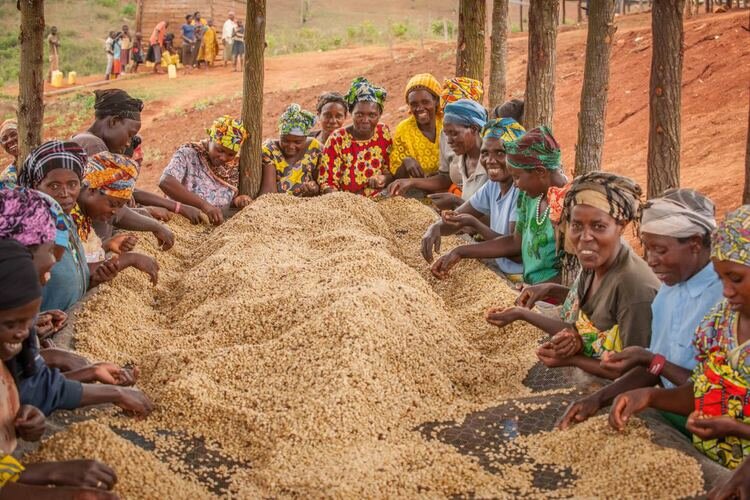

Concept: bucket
[[168, 64, 177, 79], [67, 71, 77, 85], [50, 70, 64, 88]]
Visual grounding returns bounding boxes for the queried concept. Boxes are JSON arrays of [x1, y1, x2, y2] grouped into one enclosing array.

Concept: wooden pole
[[523, 0, 559, 128], [489, 0, 509, 108], [455, 0, 486, 82], [520, 4, 524, 31], [562, 0, 567, 24], [17, 0, 45, 169], [744, 99, 750, 204], [577, 0, 582, 22], [239, 0, 266, 197]]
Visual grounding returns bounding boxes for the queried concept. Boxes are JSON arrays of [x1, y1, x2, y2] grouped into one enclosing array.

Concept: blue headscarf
[[443, 99, 487, 129]]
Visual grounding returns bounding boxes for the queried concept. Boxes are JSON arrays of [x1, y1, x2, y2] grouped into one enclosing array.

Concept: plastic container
[[168, 64, 177, 79], [67, 71, 77, 85], [50, 70, 63, 87]]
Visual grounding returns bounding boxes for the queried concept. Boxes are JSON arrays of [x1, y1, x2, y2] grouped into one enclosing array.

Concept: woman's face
[[102, 117, 141, 155], [79, 188, 128, 221], [0, 298, 40, 361], [713, 259, 750, 316], [279, 134, 307, 159], [641, 232, 704, 286], [509, 166, 547, 198], [351, 101, 381, 138], [444, 122, 479, 156], [318, 102, 347, 134], [37, 168, 82, 214], [480, 137, 510, 183], [568, 204, 623, 271], [407, 89, 438, 127], [1, 128, 18, 158], [29, 241, 59, 285], [208, 141, 237, 167]]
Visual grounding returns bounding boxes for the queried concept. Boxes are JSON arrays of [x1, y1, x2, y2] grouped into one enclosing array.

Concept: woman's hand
[[441, 210, 477, 230], [367, 174, 388, 189], [402, 158, 425, 178], [115, 387, 154, 417], [536, 342, 572, 368], [20, 460, 117, 490], [15, 405, 45, 441], [599, 346, 654, 374], [201, 202, 224, 226], [388, 179, 414, 197], [427, 192, 463, 211], [176, 203, 204, 224], [36, 310, 67, 339], [120, 253, 159, 285], [686, 411, 746, 441], [608, 387, 654, 431], [294, 181, 320, 197], [420, 224, 442, 263], [87, 363, 139, 386], [152, 224, 174, 251], [708, 455, 750, 500], [90, 257, 120, 286], [430, 249, 462, 279], [516, 283, 554, 309], [548, 328, 583, 359], [145, 206, 173, 222], [232, 195, 253, 208], [485, 306, 526, 328], [557, 395, 602, 430], [104, 234, 138, 255]]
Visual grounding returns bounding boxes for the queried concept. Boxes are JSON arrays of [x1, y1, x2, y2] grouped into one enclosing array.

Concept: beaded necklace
[[535, 194, 550, 226]]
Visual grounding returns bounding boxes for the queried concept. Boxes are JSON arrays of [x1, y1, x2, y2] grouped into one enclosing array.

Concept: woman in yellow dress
[[197, 19, 219, 66]]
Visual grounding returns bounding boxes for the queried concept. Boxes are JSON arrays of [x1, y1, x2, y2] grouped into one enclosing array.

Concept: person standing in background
[[104, 31, 115, 80], [46, 26, 60, 83], [181, 14, 196, 74], [119, 25, 131, 74], [222, 11, 237, 67], [232, 20, 245, 72], [149, 20, 168, 74]]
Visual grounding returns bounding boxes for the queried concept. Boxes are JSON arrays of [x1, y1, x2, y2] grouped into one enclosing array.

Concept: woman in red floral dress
[[319, 77, 393, 197]]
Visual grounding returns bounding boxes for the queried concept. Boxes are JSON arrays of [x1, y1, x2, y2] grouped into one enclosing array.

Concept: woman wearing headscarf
[[319, 77, 393, 197], [558, 189, 723, 436], [608, 206, 750, 474], [160, 115, 250, 225], [486, 172, 660, 380], [72, 151, 159, 285], [311, 92, 348, 145], [0, 240, 122, 499], [390, 73, 443, 180], [421, 118, 525, 279], [0, 119, 18, 186], [260, 104, 322, 197]]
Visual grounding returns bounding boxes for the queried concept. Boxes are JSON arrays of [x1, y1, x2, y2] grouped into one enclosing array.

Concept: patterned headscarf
[[84, 152, 139, 200], [207, 115, 248, 154], [344, 77, 387, 112], [481, 118, 526, 143], [711, 205, 750, 266], [404, 73, 442, 104], [18, 140, 87, 189], [440, 77, 484, 110], [0, 119, 17, 139], [0, 188, 57, 247], [641, 188, 716, 239], [561, 172, 643, 227], [443, 99, 487, 129], [94, 89, 144, 121], [505, 126, 562, 170], [278, 104, 316, 137]]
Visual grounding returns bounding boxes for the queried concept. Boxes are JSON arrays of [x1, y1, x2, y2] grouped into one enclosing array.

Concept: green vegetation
[[122, 2, 136, 17]]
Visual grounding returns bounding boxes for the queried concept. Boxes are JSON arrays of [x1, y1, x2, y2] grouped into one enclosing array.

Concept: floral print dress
[[691, 299, 750, 469], [319, 124, 392, 197], [262, 138, 323, 195]]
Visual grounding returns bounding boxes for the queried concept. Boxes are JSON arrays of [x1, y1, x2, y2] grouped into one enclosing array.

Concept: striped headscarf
[[18, 140, 87, 189], [84, 152, 139, 200], [711, 205, 750, 266], [207, 115, 248, 154], [440, 77, 483, 110], [344, 77, 387, 111], [505, 126, 562, 170], [404, 73, 442, 103], [443, 99, 487, 129], [278, 104, 316, 137], [0, 187, 56, 247], [561, 172, 643, 227], [0, 119, 16, 139], [481, 118, 526, 143], [641, 188, 716, 239]]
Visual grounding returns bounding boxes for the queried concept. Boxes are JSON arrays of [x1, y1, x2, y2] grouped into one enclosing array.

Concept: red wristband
[[648, 354, 666, 377]]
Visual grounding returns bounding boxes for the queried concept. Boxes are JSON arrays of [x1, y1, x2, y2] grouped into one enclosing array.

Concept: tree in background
[[240, 0, 266, 197], [17, 0, 45, 168], [647, 0, 684, 198], [574, 0, 617, 176], [523, 0, 558, 129], [455, 0, 486, 83], [744, 103, 750, 204], [488, 0, 509, 109]]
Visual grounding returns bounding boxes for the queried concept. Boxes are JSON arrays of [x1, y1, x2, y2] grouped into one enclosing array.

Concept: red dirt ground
[[6, 10, 749, 217]]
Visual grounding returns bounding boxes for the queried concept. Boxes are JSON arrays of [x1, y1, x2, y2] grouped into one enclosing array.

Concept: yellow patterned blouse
[[262, 138, 323, 195], [389, 115, 443, 176]]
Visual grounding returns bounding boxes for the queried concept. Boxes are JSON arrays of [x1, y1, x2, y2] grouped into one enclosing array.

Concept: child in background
[[232, 20, 245, 72]]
